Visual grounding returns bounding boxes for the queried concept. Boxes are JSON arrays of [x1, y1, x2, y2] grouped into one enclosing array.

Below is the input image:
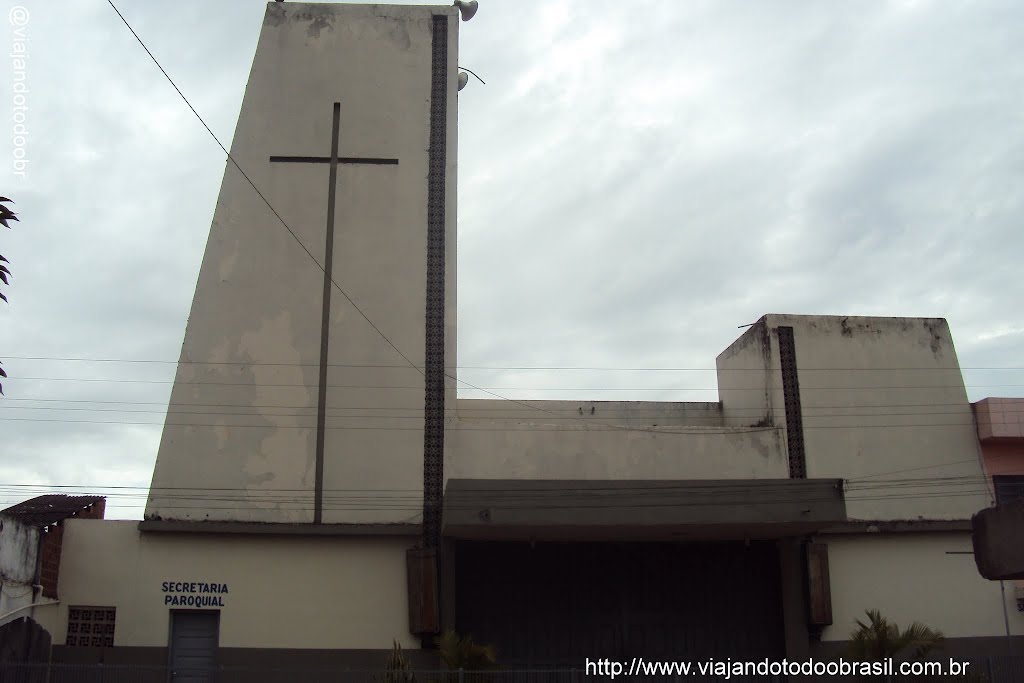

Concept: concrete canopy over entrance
[[442, 478, 847, 541]]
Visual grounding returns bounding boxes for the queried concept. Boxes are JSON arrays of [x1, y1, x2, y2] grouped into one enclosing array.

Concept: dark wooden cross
[[269, 102, 399, 525]]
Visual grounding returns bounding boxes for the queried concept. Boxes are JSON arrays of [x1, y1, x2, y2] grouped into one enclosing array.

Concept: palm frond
[[898, 622, 944, 659], [847, 610, 943, 661]]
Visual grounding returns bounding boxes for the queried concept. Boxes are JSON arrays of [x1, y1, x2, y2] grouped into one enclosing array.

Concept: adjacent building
[[0, 496, 105, 661], [973, 397, 1024, 609], [975, 398, 1024, 505]]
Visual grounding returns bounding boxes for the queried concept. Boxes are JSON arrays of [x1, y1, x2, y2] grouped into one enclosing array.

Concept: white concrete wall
[[34, 520, 417, 649], [766, 315, 990, 520], [820, 533, 1021, 641], [715, 315, 991, 520], [448, 398, 785, 483], [446, 416, 787, 481], [0, 515, 38, 627], [447, 315, 989, 510], [716, 320, 778, 429], [455, 399, 726, 427], [147, 3, 459, 524]]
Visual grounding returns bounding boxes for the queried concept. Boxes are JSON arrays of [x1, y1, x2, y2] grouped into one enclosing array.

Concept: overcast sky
[[1, 0, 1022, 519]]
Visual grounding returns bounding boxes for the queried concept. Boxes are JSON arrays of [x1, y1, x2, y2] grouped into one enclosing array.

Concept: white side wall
[[0, 515, 38, 628], [448, 397, 787, 481], [448, 316, 990, 519], [446, 419, 787, 481], [715, 315, 991, 521], [821, 533, 1021, 642], [35, 520, 416, 650], [716, 321, 777, 429], [771, 316, 990, 520]]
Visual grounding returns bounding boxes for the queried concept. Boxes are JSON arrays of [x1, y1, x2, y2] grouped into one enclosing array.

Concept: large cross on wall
[[268, 102, 399, 525]]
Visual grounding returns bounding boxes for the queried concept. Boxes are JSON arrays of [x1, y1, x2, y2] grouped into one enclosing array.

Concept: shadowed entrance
[[454, 540, 785, 668]]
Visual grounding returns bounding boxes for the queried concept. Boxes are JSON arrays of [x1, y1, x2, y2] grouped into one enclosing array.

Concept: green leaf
[[847, 609, 942, 661]]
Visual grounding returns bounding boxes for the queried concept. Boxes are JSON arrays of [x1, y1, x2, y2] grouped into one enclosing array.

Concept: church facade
[[7, 1, 1022, 674]]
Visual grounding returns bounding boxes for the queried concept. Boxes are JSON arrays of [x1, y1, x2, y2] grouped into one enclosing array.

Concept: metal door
[[455, 541, 786, 667], [168, 611, 220, 683]]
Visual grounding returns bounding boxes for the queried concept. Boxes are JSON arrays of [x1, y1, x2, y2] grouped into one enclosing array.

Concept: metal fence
[[0, 660, 1023, 682], [0, 664, 774, 683]]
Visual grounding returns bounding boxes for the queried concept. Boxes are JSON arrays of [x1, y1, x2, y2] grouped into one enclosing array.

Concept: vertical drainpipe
[[24, 524, 44, 661], [29, 526, 44, 620]]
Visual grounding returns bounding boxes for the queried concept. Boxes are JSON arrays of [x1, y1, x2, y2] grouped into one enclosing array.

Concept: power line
[[104, 0, 422, 376], [13, 3, 995, 522], [3, 377, 423, 387], [0, 488, 993, 512], [104, 0, 645, 449], [3, 355, 1023, 372], [0, 459, 995, 518], [0, 397, 991, 411], [0, 405, 986, 420], [5, 376, 1023, 390], [0, 415, 985, 432], [94, 1, 1022, 445], [848, 457, 986, 481], [0, 490, 988, 506], [0, 475, 991, 497], [0, 472, 995, 512], [0, 416, 787, 433], [0, 488, 994, 508], [0, 478, 995, 526], [106, 0, 595, 499]]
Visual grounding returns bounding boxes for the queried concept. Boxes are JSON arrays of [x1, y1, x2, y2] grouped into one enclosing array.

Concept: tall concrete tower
[[146, 3, 459, 529]]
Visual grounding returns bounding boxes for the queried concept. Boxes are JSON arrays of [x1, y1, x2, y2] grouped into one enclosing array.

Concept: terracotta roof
[[0, 495, 105, 527]]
